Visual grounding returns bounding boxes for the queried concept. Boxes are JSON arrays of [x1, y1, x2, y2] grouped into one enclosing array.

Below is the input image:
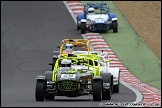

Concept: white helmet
[[65, 44, 73, 50], [61, 59, 72, 67], [88, 7, 95, 13]]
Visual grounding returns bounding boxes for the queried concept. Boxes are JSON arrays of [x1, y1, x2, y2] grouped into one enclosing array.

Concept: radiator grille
[[95, 24, 105, 29], [58, 81, 77, 91]]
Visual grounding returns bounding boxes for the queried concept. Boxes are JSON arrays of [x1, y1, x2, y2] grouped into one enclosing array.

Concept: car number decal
[[61, 74, 76, 79], [96, 18, 104, 23]]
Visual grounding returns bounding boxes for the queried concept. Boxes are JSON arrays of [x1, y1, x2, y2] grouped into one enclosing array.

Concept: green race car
[[35, 53, 113, 101]]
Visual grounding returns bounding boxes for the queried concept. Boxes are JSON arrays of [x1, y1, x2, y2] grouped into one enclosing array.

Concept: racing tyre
[[45, 71, 52, 81], [111, 75, 113, 94], [113, 84, 119, 93], [101, 72, 112, 100], [112, 21, 118, 33], [102, 88, 111, 100], [113, 73, 120, 93], [92, 80, 102, 101], [77, 16, 80, 30], [35, 80, 45, 101], [80, 22, 86, 34], [45, 93, 55, 100]]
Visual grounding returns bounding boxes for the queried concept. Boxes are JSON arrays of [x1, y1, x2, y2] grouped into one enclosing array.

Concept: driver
[[61, 59, 72, 67], [88, 7, 95, 14], [58, 59, 75, 72], [65, 44, 73, 50]]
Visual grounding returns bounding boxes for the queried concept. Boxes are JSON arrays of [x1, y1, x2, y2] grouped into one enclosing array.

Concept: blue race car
[[76, 3, 118, 34]]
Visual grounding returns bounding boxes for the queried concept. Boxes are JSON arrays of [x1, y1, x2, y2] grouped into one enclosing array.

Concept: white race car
[[72, 50, 120, 93]]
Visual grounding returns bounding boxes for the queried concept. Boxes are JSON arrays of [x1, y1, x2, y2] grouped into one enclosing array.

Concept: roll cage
[[57, 39, 91, 54], [84, 3, 109, 14], [52, 54, 101, 81]]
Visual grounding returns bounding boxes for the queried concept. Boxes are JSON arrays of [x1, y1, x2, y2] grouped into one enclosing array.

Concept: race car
[[57, 39, 91, 54], [76, 3, 118, 34], [72, 50, 120, 93], [97, 51, 120, 93], [35, 53, 113, 101], [49, 39, 91, 70]]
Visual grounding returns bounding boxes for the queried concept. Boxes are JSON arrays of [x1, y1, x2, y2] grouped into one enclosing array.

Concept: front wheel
[[80, 22, 86, 34], [35, 80, 45, 101], [77, 16, 80, 30], [112, 21, 118, 33], [92, 80, 102, 101]]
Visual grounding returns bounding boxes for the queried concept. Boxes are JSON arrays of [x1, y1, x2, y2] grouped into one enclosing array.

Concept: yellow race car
[[36, 53, 113, 101], [49, 39, 91, 70], [58, 39, 91, 54]]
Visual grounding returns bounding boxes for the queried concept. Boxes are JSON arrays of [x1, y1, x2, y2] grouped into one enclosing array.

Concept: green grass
[[80, 1, 161, 90]]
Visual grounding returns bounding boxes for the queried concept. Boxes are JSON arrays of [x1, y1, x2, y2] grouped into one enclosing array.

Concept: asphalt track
[[1, 1, 136, 107]]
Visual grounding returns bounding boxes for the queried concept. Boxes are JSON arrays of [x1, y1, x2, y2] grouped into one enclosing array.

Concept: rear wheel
[[113, 84, 119, 93], [112, 21, 118, 33], [101, 72, 112, 100], [77, 16, 80, 30], [102, 88, 111, 100], [35, 80, 45, 101], [92, 80, 102, 101], [80, 22, 86, 34], [113, 74, 120, 93], [111, 75, 113, 94]]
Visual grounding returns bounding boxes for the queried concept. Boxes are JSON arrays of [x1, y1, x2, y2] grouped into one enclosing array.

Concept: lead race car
[[76, 3, 118, 34], [35, 53, 113, 101]]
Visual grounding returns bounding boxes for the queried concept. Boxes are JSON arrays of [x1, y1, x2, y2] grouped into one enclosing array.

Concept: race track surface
[[1, 1, 136, 107]]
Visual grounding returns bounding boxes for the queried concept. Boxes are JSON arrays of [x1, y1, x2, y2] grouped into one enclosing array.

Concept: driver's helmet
[[88, 7, 95, 14], [61, 59, 72, 67], [65, 44, 73, 50]]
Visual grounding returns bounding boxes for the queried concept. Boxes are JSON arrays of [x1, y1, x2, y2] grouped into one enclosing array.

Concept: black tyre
[[92, 80, 102, 101], [111, 75, 113, 94], [45, 93, 55, 100], [35, 80, 45, 101], [45, 71, 52, 81], [77, 16, 80, 30], [100, 72, 112, 100], [102, 88, 111, 100], [112, 21, 118, 33], [113, 84, 119, 93], [113, 74, 120, 93], [80, 22, 86, 34]]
